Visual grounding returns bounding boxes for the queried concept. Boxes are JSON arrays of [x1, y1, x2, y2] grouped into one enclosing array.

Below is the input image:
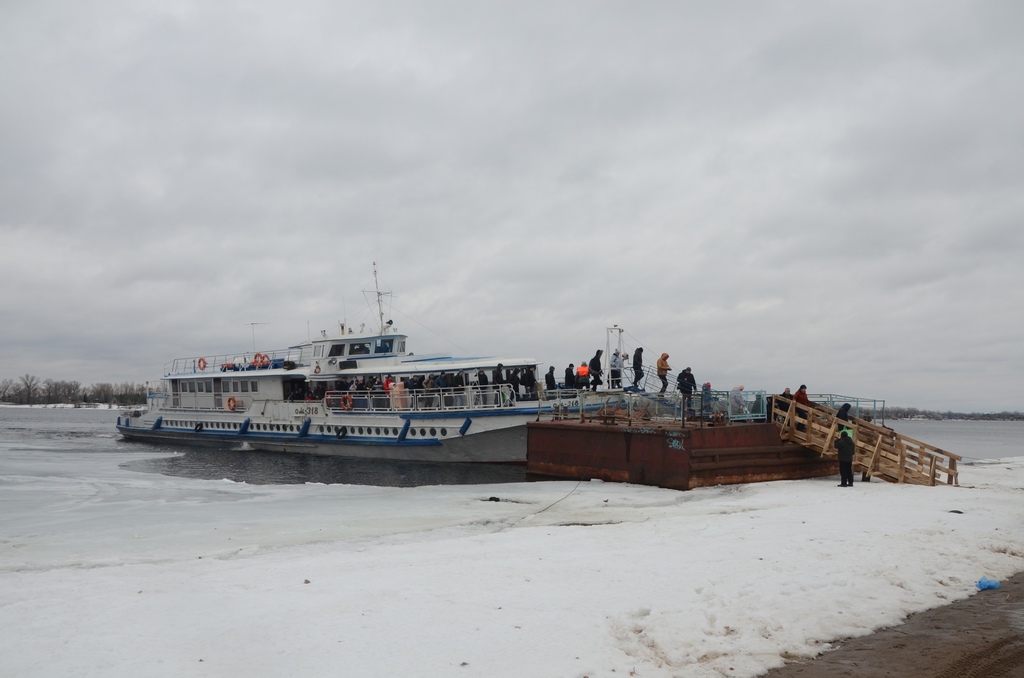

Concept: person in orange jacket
[[656, 353, 671, 393], [576, 361, 590, 390]]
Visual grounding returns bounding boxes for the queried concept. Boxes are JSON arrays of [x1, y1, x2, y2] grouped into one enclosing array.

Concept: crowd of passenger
[[281, 346, 779, 418], [286, 364, 546, 405]]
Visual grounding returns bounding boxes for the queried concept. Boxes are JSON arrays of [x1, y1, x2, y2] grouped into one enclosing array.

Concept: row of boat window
[[316, 338, 405, 358], [172, 380, 260, 394], [168, 421, 449, 438]]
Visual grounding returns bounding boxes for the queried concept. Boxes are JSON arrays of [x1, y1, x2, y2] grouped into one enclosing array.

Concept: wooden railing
[[772, 398, 960, 486]]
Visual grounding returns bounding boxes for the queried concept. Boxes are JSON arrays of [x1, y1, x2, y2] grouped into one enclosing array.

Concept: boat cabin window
[[328, 344, 346, 357], [314, 345, 324, 358], [374, 338, 394, 354], [396, 340, 405, 353], [349, 342, 370, 355], [187, 381, 195, 393], [250, 380, 258, 393], [240, 381, 249, 393]]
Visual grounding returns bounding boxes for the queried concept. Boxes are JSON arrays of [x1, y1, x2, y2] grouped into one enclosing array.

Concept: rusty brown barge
[[526, 392, 960, 491]]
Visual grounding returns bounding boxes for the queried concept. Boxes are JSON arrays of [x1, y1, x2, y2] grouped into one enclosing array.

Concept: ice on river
[[2, 445, 1023, 678]]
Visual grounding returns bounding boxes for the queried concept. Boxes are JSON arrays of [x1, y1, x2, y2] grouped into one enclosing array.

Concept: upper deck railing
[[541, 389, 770, 425], [321, 384, 584, 414], [165, 348, 305, 376]]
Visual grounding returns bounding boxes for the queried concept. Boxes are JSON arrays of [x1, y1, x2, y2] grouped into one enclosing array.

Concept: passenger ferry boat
[[117, 272, 586, 463]]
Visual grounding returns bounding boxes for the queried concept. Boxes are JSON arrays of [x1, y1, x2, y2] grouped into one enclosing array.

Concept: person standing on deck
[[476, 369, 489, 406], [545, 366, 557, 392], [678, 367, 696, 409], [564, 364, 576, 390], [508, 368, 521, 400], [610, 350, 622, 389], [834, 430, 855, 487], [588, 350, 604, 391], [521, 366, 537, 400], [656, 353, 671, 394], [576, 360, 590, 390], [491, 364, 505, 404], [632, 348, 644, 389]]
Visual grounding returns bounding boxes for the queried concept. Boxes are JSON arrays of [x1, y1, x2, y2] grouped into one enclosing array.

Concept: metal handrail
[[165, 348, 304, 376], [322, 384, 523, 413]]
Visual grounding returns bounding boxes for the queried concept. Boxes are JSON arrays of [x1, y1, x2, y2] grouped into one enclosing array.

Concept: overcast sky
[[1, 1, 1021, 411]]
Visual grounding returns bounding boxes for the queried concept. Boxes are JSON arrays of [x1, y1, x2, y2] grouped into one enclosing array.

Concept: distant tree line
[[887, 406, 1024, 421], [0, 375, 148, 406]]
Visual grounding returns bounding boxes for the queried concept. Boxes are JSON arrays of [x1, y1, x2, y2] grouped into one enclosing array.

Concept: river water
[[1, 406, 1020, 486], [0, 406, 531, 486]]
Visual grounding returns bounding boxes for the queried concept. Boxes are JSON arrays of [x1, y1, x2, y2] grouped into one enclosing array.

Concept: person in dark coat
[[508, 368, 521, 399], [677, 367, 697, 412], [677, 367, 697, 394], [632, 348, 644, 389], [588, 350, 604, 391], [475, 369, 489, 405], [521, 366, 537, 400], [835, 402, 854, 444], [564, 364, 576, 390], [545, 366, 557, 391], [834, 430, 855, 487]]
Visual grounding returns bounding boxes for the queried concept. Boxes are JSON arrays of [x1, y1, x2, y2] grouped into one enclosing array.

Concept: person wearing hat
[[834, 430, 855, 487], [677, 367, 697, 411], [610, 350, 623, 389]]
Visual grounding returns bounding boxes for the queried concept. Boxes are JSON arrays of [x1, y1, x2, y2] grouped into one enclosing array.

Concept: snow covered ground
[[2, 448, 1023, 677]]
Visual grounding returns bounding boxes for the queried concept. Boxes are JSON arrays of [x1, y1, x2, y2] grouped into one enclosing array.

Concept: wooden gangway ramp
[[773, 398, 961, 486]]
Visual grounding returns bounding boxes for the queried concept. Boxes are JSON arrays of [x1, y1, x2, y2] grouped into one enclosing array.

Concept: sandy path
[[762, 571, 1024, 677]]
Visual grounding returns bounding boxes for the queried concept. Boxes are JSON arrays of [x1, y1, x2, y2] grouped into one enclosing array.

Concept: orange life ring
[[339, 394, 353, 411], [198, 357, 208, 371], [226, 396, 237, 411], [259, 355, 270, 368]]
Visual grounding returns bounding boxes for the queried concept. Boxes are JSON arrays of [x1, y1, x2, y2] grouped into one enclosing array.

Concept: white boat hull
[[116, 403, 558, 463]]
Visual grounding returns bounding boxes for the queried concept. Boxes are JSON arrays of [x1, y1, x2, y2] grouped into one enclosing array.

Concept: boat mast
[[372, 261, 392, 334]]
